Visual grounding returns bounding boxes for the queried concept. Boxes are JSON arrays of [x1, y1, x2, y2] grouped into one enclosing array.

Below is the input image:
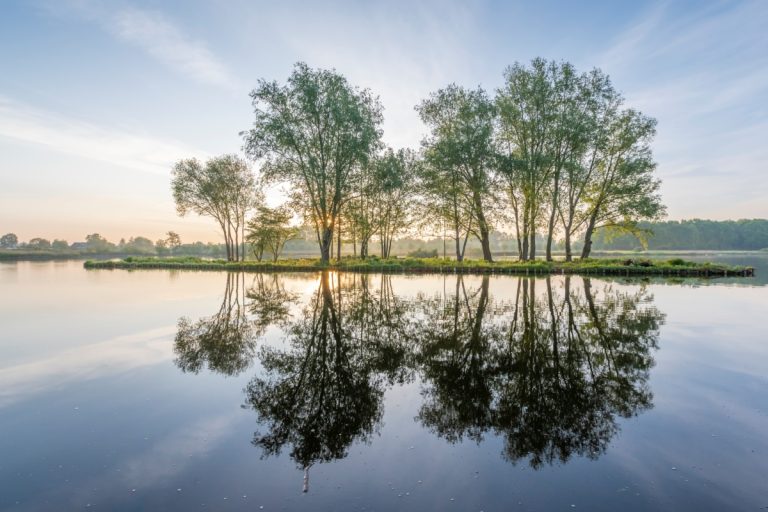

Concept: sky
[[0, 0, 766, 243]]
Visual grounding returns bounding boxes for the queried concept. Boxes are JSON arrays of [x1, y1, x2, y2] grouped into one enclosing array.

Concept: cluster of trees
[[174, 59, 665, 263], [172, 155, 255, 261], [172, 271, 664, 476], [1, 233, 70, 251], [418, 61, 664, 262], [592, 219, 768, 251]]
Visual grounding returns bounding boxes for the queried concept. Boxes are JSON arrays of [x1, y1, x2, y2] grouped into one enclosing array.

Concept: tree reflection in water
[[416, 275, 663, 468], [173, 272, 296, 376], [174, 270, 665, 481], [243, 272, 413, 490]]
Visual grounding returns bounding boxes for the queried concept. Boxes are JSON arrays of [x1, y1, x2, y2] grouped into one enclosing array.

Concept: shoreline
[[83, 257, 755, 277]]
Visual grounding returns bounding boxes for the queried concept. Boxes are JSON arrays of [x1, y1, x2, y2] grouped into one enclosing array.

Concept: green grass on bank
[[83, 255, 754, 277]]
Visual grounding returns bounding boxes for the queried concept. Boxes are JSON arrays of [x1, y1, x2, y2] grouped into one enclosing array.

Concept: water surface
[[1, 258, 766, 511]]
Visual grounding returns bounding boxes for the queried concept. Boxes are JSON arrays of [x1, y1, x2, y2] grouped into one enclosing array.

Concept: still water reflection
[[1, 260, 767, 511], [177, 272, 663, 476]]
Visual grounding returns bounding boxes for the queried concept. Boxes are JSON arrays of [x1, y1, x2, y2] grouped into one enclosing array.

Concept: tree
[[0, 233, 18, 249], [417, 85, 498, 262], [372, 148, 418, 258], [243, 62, 383, 263], [124, 236, 155, 255], [417, 147, 475, 261], [246, 205, 298, 262], [345, 159, 379, 259], [155, 239, 170, 256], [51, 239, 69, 251], [579, 109, 665, 259], [557, 69, 620, 261], [27, 238, 51, 250], [496, 59, 560, 261], [496, 58, 664, 261], [171, 154, 258, 261], [165, 231, 182, 254], [85, 233, 113, 253]]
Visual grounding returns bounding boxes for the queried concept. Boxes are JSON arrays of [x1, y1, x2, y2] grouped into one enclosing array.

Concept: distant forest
[[591, 219, 768, 251], [2, 219, 767, 260]]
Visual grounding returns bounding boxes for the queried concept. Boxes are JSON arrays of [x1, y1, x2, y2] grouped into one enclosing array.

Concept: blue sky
[[1, 0, 766, 242]]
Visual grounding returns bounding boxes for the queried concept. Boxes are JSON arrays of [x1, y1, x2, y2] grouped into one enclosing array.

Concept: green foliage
[[243, 62, 383, 262], [171, 154, 257, 261], [417, 84, 497, 262], [246, 205, 298, 262], [407, 248, 439, 258]]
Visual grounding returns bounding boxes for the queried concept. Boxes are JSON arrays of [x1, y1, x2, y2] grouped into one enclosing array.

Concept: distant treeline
[[591, 219, 768, 251]]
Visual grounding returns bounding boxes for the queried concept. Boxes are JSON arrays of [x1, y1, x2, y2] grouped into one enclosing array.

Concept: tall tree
[[579, 109, 665, 259], [417, 85, 498, 262], [171, 154, 257, 261], [345, 160, 379, 259], [243, 62, 382, 263], [496, 59, 559, 261], [416, 147, 474, 262], [557, 69, 620, 261], [372, 148, 417, 258]]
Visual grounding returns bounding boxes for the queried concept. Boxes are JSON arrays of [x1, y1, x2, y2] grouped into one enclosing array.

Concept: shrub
[[407, 248, 439, 258]]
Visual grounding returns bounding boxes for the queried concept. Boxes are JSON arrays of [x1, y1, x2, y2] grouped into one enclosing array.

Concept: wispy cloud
[[595, 1, 768, 219], [0, 95, 208, 174], [43, 0, 241, 90], [109, 7, 240, 90], [259, 0, 484, 149]]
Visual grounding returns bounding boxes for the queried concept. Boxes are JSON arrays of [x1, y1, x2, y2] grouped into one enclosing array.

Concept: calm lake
[[1, 255, 767, 511]]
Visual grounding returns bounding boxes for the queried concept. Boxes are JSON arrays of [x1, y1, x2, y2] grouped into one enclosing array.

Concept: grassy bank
[[83, 256, 755, 277]]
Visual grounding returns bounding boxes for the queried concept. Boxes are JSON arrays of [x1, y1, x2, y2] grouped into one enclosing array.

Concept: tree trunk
[[546, 206, 557, 262], [521, 204, 529, 261], [320, 226, 333, 263], [581, 213, 597, 260], [479, 226, 493, 262], [336, 219, 342, 262], [454, 222, 462, 262], [529, 230, 536, 261], [564, 229, 572, 262], [473, 191, 493, 262]]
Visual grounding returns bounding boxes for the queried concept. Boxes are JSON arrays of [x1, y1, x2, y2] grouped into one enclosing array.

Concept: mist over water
[[0, 257, 766, 511]]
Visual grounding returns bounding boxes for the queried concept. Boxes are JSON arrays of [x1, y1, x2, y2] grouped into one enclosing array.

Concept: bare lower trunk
[[581, 213, 597, 260], [336, 217, 342, 261], [454, 223, 462, 262], [529, 230, 536, 261], [320, 227, 333, 263], [546, 207, 557, 262]]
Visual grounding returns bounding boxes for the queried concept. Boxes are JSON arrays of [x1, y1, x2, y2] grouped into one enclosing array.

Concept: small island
[[84, 256, 754, 277]]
